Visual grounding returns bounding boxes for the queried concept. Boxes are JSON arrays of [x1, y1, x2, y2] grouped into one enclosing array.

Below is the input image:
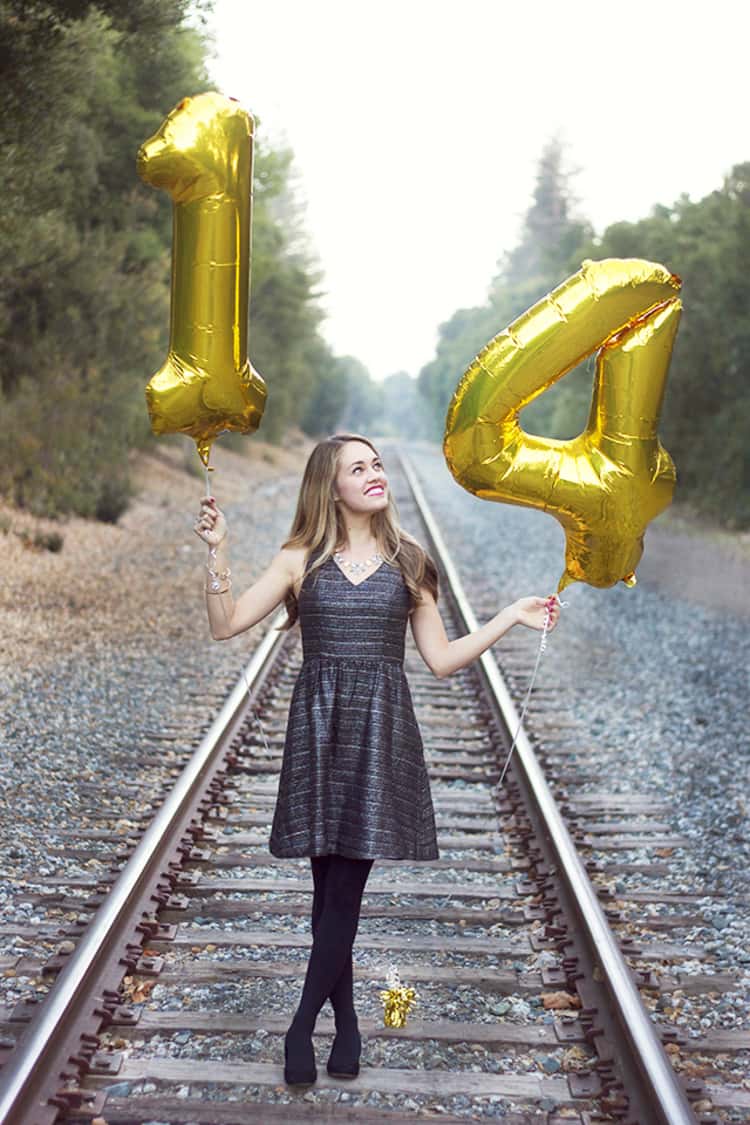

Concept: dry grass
[[0, 433, 312, 678]]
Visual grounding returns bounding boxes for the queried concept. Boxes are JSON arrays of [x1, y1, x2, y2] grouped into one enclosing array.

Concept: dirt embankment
[[0, 434, 313, 680]]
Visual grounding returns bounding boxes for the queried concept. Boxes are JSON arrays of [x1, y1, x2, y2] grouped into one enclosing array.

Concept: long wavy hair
[[280, 433, 439, 629]]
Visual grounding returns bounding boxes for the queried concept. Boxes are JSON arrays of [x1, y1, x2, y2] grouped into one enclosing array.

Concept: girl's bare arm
[[194, 498, 304, 640], [409, 588, 559, 678], [205, 546, 304, 639]]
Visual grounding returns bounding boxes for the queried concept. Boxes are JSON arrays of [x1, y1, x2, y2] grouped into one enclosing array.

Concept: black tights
[[288, 854, 373, 1040]]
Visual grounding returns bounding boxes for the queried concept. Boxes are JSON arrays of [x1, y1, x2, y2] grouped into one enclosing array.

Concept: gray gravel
[[405, 445, 750, 1023], [2, 440, 748, 1115]]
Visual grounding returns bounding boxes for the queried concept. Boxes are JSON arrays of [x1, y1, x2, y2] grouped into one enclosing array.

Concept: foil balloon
[[443, 259, 682, 591], [136, 92, 267, 466]]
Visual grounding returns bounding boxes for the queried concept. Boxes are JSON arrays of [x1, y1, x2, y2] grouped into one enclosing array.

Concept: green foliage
[[2, 368, 134, 520], [0, 1, 212, 519], [574, 163, 750, 525], [380, 372, 433, 440], [329, 357, 381, 436], [500, 137, 594, 290], [18, 527, 65, 552], [299, 348, 349, 437]]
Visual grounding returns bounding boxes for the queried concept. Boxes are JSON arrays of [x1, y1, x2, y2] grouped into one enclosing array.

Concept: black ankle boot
[[326, 1026, 361, 1079], [284, 1026, 317, 1087]]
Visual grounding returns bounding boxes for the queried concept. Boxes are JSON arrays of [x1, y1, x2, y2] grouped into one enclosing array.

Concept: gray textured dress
[[269, 555, 439, 860]]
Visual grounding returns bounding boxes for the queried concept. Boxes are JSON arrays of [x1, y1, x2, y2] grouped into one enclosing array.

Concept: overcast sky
[[208, 0, 748, 381]]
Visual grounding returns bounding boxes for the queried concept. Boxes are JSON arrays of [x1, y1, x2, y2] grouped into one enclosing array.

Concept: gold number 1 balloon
[[136, 92, 267, 466], [444, 259, 682, 591]]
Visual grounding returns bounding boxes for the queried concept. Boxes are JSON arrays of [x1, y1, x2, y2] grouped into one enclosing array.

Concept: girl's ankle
[[288, 1015, 315, 1039]]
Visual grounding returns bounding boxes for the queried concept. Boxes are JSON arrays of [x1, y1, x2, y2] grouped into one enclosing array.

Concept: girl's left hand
[[194, 497, 227, 546], [511, 595, 560, 632]]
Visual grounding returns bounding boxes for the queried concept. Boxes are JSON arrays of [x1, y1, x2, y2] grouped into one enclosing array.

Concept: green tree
[[0, 3, 213, 517], [380, 371, 432, 440], [500, 137, 592, 289], [299, 344, 348, 437], [334, 357, 383, 434]]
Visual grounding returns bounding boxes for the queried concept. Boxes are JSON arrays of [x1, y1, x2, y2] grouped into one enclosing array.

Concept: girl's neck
[[339, 513, 377, 552]]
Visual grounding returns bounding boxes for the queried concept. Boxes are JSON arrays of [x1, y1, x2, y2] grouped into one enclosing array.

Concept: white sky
[[209, 0, 748, 381]]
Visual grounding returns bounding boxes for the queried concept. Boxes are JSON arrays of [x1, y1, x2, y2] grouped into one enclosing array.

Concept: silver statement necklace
[[334, 549, 383, 576]]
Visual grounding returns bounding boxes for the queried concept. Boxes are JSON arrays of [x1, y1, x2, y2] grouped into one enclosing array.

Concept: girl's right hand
[[194, 497, 227, 546], [511, 595, 560, 632]]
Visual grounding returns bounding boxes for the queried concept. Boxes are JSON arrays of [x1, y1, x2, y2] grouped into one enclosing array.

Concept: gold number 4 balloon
[[444, 259, 682, 592], [136, 92, 267, 466]]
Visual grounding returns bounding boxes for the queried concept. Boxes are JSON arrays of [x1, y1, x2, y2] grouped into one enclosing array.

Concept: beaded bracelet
[[206, 546, 231, 594]]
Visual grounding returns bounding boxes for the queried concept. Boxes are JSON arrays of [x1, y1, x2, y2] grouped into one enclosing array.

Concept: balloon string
[[207, 486, 272, 758], [496, 598, 568, 789]]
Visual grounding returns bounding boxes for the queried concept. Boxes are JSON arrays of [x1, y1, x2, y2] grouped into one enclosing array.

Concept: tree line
[[2, 5, 747, 529]]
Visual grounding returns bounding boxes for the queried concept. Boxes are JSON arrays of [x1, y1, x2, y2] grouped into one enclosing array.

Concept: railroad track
[[0, 451, 748, 1124]]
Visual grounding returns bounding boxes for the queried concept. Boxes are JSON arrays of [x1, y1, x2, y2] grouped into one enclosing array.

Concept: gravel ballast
[[1, 435, 748, 1108]]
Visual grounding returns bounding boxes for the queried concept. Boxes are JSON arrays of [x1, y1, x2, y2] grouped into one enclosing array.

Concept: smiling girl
[[194, 432, 558, 1088]]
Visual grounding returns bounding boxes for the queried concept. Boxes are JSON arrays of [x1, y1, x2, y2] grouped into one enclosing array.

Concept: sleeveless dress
[[269, 555, 439, 860]]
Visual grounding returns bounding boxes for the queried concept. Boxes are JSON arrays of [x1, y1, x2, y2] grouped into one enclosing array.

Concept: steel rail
[[399, 451, 696, 1125], [0, 609, 288, 1125]]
